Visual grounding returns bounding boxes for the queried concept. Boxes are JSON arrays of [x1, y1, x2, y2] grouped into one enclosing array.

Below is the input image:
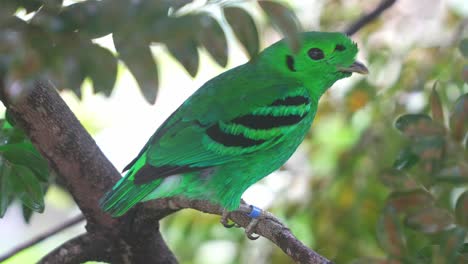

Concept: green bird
[[100, 31, 367, 235]]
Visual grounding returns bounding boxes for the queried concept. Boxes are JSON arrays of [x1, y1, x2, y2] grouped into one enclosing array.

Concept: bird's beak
[[338, 61, 369, 74]]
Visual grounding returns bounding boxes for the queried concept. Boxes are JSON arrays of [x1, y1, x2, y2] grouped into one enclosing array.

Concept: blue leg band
[[247, 205, 262, 219]]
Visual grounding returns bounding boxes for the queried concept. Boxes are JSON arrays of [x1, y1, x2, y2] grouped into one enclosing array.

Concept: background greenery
[[0, 0, 467, 263]]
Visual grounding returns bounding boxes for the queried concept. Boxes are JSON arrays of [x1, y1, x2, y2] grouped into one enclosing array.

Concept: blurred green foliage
[[0, 0, 467, 264], [0, 0, 301, 103], [0, 118, 50, 222]]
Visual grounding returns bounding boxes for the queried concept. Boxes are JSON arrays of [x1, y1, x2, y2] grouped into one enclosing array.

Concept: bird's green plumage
[[100, 32, 366, 216]]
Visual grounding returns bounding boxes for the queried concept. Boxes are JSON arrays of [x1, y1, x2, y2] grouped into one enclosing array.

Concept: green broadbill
[[100, 32, 368, 218]]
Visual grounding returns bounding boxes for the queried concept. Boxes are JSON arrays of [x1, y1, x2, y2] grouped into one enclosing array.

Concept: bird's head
[[257, 32, 368, 98]]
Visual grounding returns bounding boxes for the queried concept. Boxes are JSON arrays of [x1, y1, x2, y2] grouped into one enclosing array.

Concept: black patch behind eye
[[335, 44, 345, 51], [308, 48, 324, 60], [286, 55, 296, 72]]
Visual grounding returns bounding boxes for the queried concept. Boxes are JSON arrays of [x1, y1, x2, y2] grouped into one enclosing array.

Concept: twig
[[345, 0, 397, 36], [0, 215, 85, 263], [145, 198, 333, 264]]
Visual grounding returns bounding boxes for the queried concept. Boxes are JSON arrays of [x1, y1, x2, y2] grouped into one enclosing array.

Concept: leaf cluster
[[367, 76, 468, 262], [0, 0, 301, 104], [0, 118, 50, 222]]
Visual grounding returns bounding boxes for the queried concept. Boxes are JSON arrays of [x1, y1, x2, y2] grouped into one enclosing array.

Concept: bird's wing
[[125, 66, 309, 184]]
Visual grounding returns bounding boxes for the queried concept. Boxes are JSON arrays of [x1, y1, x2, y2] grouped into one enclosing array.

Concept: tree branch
[[0, 215, 85, 263], [144, 198, 332, 264], [38, 233, 111, 264], [3, 79, 120, 232], [345, 0, 397, 36]]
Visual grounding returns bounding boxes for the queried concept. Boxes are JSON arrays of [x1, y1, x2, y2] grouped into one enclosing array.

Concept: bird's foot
[[221, 204, 281, 240], [220, 209, 240, 228]]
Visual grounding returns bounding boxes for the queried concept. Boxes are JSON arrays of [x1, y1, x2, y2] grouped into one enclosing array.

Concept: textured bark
[[145, 198, 332, 264], [39, 233, 111, 264], [3, 80, 119, 231]]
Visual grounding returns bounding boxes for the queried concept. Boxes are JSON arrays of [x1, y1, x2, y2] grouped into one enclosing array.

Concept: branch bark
[[39, 233, 111, 264], [146, 198, 332, 264], [3, 79, 120, 232]]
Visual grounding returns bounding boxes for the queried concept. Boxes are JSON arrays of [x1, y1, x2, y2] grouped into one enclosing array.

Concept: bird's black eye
[[285, 55, 296, 72], [335, 44, 346, 52], [307, 48, 324, 60]]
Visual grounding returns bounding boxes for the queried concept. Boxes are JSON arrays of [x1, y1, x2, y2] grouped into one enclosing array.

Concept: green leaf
[[4, 110, 16, 127], [449, 93, 468, 142], [459, 38, 468, 58], [379, 168, 418, 190], [198, 15, 227, 67], [63, 54, 86, 98], [455, 190, 468, 227], [458, 243, 468, 263], [395, 114, 444, 139], [0, 142, 49, 182], [411, 136, 445, 174], [223, 7, 259, 59], [167, 38, 199, 77], [1, 0, 22, 17], [430, 82, 444, 124], [114, 33, 159, 104], [58, 0, 112, 38], [149, 16, 197, 43], [41, 0, 63, 9], [30, 8, 65, 33], [18, 0, 43, 13], [404, 207, 454, 234], [9, 164, 45, 213], [386, 189, 434, 214], [22, 204, 33, 223], [0, 159, 12, 218], [83, 44, 118, 97], [258, 0, 302, 53], [393, 147, 419, 170], [0, 118, 27, 144], [376, 206, 407, 257], [440, 227, 467, 263], [168, 0, 193, 10], [414, 246, 433, 263]]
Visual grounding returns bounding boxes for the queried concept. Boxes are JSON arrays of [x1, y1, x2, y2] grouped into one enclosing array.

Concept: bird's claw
[[245, 218, 260, 240], [233, 204, 265, 240], [220, 210, 240, 228], [221, 204, 275, 240]]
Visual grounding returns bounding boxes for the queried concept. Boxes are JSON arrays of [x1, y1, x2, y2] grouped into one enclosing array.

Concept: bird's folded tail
[[99, 169, 160, 217]]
